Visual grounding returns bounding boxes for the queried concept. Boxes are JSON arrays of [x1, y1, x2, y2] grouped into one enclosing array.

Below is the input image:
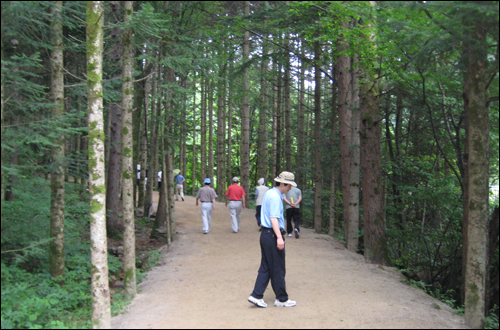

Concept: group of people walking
[[193, 171, 302, 309]]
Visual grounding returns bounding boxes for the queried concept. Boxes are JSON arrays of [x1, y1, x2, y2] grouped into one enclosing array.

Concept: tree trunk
[[192, 80, 197, 195], [200, 76, 207, 183], [226, 62, 233, 189], [86, 2, 111, 327], [336, 21, 352, 248], [208, 79, 214, 183], [217, 69, 226, 198], [166, 67, 176, 238], [152, 128, 167, 239], [275, 60, 282, 177], [485, 206, 499, 315], [132, 47, 144, 209], [49, 0, 65, 280], [284, 34, 292, 170], [462, 16, 489, 329], [347, 50, 360, 252], [166, 133, 176, 242], [240, 1, 251, 206], [106, 103, 123, 237], [313, 41, 323, 234], [360, 74, 388, 265], [257, 33, 268, 182], [270, 59, 278, 179], [1, 35, 4, 203], [297, 40, 306, 188], [329, 66, 337, 236], [138, 71, 150, 210], [180, 79, 187, 179], [121, 0, 136, 297], [144, 61, 160, 216]]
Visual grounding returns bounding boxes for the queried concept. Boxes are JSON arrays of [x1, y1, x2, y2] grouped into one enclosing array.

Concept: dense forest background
[[1, 1, 498, 329]]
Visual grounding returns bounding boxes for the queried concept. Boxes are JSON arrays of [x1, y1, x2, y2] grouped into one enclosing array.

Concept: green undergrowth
[[1, 177, 162, 329]]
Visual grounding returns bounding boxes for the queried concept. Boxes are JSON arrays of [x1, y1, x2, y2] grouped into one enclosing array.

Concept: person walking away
[[255, 178, 269, 230], [225, 177, 246, 233], [174, 172, 185, 201], [157, 170, 162, 190], [283, 185, 302, 238], [195, 178, 217, 234], [136, 164, 141, 187], [248, 171, 297, 308]]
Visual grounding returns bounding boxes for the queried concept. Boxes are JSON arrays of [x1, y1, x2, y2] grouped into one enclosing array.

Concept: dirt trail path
[[112, 194, 467, 329]]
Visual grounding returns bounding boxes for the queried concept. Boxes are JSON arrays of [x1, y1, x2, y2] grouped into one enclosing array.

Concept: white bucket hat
[[274, 171, 297, 187], [257, 178, 265, 186], [232, 177, 240, 183]]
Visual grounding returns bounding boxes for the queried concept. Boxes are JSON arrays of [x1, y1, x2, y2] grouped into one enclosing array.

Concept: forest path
[[112, 193, 467, 329]]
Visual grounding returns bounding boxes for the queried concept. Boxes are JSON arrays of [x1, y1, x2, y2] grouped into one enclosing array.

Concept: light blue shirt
[[175, 174, 185, 184], [260, 187, 285, 230]]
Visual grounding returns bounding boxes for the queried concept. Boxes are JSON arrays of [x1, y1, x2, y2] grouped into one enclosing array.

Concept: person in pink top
[[225, 177, 246, 233]]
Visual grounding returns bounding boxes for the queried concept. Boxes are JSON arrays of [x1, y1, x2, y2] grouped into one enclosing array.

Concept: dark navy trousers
[[250, 228, 288, 302]]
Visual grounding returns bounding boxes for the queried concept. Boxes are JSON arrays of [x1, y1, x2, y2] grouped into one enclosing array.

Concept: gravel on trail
[[112, 193, 468, 329]]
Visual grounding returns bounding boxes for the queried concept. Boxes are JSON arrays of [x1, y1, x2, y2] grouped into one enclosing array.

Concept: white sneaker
[[274, 299, 296, 307], [287, 233, 292, 237], [248, 296, 267, 308]]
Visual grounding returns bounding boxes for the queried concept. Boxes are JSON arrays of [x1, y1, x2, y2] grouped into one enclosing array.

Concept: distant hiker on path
[[283, 185, 302, 238], [174, 172, 185, 201], [248, 171, 297, 308], [195, 178, 217, 234], [254, 178, 269, 230], [225, 177, 246, 233], [157, 170, 162, 190]]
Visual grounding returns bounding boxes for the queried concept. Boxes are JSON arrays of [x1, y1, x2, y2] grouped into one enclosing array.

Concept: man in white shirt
[[254, 178, 269, 230]]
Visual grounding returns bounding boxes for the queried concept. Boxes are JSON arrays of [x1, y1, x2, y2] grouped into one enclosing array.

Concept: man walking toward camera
[[248, 171, 297, 308]]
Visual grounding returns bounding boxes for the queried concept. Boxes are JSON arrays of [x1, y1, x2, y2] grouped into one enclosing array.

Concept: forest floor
[[111, 192, 468, 329]]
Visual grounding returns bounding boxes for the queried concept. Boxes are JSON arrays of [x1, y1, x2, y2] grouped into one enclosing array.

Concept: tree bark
[[106, 103, 123, 237], [200, 76, 207, 183], [86, 2, 111, 327], [138, 70, 150, 210], [313, 41, 323, 234], [257, 32, 268, 182], [270, 59, 278, 179], [192, 79, 197, 195], [144, 60, 160, 216], [152, 128, 167, 239], [208, 79, 214, 183], [462, 15, 489, 329], [226, 61, 233, 189], [348, 50, 360, 252], [132, 46, 144, 209], [284, 34, 292, 170], [217, 68, 226, 198], [336, 20, 353, 248], [240, 0, 251, 206], [181, 78, 187, 178], [49, 0, 65, 280], [121, 0, 136, 297], [360, 74, 388, 265], [275, 59, 282, 176], [329, 65, 338, 236], [297, 40, 306, 188]]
